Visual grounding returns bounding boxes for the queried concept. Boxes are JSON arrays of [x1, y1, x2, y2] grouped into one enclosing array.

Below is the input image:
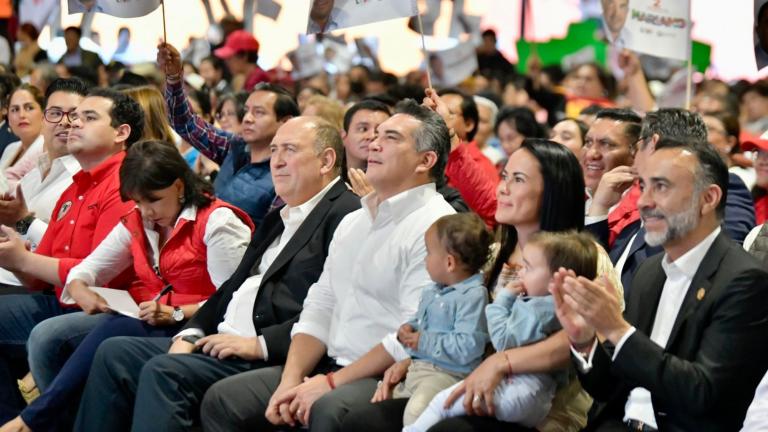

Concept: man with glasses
[[158, 42, 299, 226], [0, 87, 144, 424], [0, 79, 88, 264]]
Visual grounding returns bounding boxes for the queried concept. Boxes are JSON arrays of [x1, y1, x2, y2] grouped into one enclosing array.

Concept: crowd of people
[[0, 10, 766, 432]]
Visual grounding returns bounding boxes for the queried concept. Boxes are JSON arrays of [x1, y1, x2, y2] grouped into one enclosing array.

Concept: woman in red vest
[[3, 140, 254, 432]]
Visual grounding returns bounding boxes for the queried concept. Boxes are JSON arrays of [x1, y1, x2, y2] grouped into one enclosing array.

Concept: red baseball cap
[[741, 138, 768, 152], [214, 30, 260, 59]]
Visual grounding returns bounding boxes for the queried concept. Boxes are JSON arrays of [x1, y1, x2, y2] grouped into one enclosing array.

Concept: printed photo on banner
[[620, 0, 691, 61], [600, 0, 630, 46], [755, 0, 768, 70], [427, 41, 478, 88], [67, 0, 160, 18], [306, 0, 418, 34]]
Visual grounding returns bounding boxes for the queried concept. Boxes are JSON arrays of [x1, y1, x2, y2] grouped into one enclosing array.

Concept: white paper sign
[[90, 287, 141, 318], [306, 0, 417, 34], [288, 42, 325, 80], [19, 0, 60, 32], [428, 41, 478, 88], [619, 0, 691, 61], [67, 0, 161, 18]]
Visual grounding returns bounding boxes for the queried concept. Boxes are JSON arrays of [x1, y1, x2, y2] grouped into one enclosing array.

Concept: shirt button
[[254, 314, 263, 320], [64, 245, 70, 251], [78, 195, 84, 201], [69, 220, 75, 225]]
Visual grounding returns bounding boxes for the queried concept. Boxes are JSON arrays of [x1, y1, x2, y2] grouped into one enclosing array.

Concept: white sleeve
[[570, 337, 600, 373], [381, 332, 410, 362], [25, 218, 48, 249], [742, 370, 768, 432], [173, 328, 205, 341], [203, 207, 252, 288], [611, 326, 637, 360], [61, 223, 133, 303], [396, 229, 433, 325]]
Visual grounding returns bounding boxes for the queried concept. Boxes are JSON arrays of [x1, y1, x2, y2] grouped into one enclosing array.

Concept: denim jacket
[[406, 273, 489, 374], [485, 290, 561, 352]]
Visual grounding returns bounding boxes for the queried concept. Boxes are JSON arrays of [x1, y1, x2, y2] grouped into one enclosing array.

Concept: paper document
[[91, 287, 140, 319]]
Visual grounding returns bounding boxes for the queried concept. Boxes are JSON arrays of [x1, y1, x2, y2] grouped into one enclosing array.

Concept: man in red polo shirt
[[0, 88, 144, 423]]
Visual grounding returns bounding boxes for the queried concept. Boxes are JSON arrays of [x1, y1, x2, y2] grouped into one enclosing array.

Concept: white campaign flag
[[306, 0, 418, 34], [19, 0, 59, 31], [619, 0, 692, 61], [67, 0, 161, 18], [428, 41, 478, 88]]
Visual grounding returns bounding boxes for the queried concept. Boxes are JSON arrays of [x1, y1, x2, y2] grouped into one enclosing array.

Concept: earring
[[178, 195, 185, 205]]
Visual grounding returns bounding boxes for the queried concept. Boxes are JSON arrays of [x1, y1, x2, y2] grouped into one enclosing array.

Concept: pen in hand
[[151, 284, 173, 302]]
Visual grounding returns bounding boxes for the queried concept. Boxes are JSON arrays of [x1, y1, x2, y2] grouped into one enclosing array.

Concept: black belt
[[625, 419, 657, 432]]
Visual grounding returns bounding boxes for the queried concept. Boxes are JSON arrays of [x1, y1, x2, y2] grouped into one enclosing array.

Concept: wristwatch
[[15, 214, 36, 236], [172, 306, 185, 322], [181, 335, 201, 345]]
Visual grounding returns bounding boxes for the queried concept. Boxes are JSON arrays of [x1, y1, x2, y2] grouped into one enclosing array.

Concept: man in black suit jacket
[[73, 117, 360, 431], [554, 138, 768, 431]]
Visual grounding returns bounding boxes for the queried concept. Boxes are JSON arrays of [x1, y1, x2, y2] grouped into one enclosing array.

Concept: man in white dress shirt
[[200, 99, 456, 432], [552, 137, 768, 431]]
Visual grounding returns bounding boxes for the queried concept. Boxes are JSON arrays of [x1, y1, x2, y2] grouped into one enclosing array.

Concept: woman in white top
[[1, 84, 45, 186], [0, 140, 254, 432]]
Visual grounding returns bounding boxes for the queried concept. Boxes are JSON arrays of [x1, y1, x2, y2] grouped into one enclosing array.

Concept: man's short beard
[[643, 196, 702, 247]]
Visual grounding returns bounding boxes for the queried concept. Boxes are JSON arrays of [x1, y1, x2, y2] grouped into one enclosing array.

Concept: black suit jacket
[[578, 232, 768, 432], [183, 181, 360, 365]]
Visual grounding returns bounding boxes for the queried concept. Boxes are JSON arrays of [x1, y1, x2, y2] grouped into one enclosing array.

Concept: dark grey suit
[[579, 232, 768, 432], [73, 181, 360, 432]]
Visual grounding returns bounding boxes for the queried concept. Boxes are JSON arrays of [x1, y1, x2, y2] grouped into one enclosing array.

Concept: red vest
[[120, 199, 254, 306]]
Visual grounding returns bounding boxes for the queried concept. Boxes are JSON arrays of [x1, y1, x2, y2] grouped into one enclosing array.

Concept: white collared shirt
[[61, 203, 252, 303], [572, 227, 721, 429], [292, 183, 455, 366]]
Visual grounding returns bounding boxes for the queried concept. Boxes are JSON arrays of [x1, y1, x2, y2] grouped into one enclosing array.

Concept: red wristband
[[326, 371, 336, 390]]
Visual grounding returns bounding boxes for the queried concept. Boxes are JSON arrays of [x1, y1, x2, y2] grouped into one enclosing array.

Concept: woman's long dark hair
[[485, 138, 586, 288], [119, 140, 214, 209]]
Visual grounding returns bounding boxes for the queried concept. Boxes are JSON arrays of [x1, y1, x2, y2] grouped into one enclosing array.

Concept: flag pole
[[684, 3, 692, 110], [161, 0, 168, 43], [417, 12, 432, 89]]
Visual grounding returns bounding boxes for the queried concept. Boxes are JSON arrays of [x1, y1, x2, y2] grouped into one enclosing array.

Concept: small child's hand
[[505, 280, 526, 296], [397, 323, 415, 343], [401, 331, 420, 350]]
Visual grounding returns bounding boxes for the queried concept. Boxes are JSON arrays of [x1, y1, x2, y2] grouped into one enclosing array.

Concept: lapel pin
[[696, 287, 706, 301]]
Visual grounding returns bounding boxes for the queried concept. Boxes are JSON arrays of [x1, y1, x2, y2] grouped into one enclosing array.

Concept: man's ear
[[700, 184, 723, 217], [115, 124, 131, 144], [414, 151, 438, 175], [318, 147, 337, 175]]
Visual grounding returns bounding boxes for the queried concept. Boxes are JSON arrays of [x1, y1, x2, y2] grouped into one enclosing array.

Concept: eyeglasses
[[44, 109, 78, 124]]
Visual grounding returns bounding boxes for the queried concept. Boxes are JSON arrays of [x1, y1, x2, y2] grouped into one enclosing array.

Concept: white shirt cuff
[[585, 214, 609, 225], [173, 328, 205, 341], [570, 338, 599, 373], [26, 218, 48, 249], [258, 335, 269, 362], [611, 326, 637, 361], [381, 332, 411, 362]]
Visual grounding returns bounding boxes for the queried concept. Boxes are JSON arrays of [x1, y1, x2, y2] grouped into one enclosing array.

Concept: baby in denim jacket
[[405, 231, 599, 432], [377, 213, 493, 426]]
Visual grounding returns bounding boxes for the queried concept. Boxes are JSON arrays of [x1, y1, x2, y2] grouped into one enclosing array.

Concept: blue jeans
[[27, 312, 110, 392], [22, 315, 184, 432], [0, 294, 71, 423]]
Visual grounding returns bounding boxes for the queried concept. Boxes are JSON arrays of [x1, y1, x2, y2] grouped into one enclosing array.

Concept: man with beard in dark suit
[[554, 137, 768, 431]]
